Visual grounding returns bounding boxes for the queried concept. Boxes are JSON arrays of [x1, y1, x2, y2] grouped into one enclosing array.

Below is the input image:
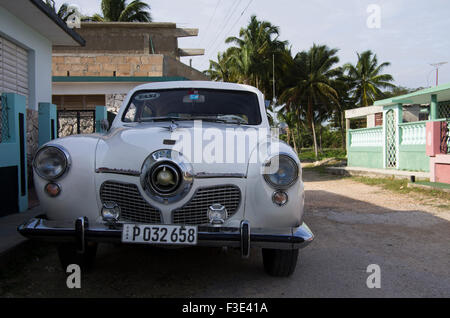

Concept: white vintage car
[[18, 81, 314, 277]]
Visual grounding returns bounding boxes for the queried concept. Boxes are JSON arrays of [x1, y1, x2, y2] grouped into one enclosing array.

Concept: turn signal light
[[45, 182, 61, 197], [272, 191, 288, 206]]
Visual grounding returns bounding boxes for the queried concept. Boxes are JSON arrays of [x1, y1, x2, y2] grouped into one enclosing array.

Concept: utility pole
[[430, 62, 447, 86], [272, 54, 276, 104]]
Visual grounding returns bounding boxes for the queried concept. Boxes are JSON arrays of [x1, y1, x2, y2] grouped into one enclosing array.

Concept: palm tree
[[280, 44, 341, 159], [224, 15, 288, 96], [343, 50, 395, 106], [204, 52, 234, 82], [90, 0, 152, 22], [329, 67, 356, 149]]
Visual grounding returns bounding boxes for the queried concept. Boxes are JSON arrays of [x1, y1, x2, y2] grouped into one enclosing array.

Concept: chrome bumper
[[18, 216, 314, 256]]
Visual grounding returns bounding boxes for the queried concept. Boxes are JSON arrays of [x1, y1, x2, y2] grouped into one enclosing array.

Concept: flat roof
[[345, 105, 384, 119], [79, 22, 199, 38], [375, 82, 450, 106], [1, 0, 85, 46], [53, 76, 189, 82]]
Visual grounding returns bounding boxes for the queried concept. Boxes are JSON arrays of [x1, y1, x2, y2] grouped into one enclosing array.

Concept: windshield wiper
[[190, 116, 246, 125], [189, 117, 228, 123], [138, 116, 242, 125], [138, 116, 187, 123]]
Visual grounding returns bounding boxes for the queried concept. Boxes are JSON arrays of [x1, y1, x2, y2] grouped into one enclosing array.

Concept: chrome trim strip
[[18, 217, 314, 250], [240, 220, 250, 258], [194, 172, 246, 179], [95, 168, 141, 177], [75, 217, 86, 253]]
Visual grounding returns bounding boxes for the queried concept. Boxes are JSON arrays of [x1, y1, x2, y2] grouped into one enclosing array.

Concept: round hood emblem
[[141, 150, 193, 204], [149, 162, 181, 195]]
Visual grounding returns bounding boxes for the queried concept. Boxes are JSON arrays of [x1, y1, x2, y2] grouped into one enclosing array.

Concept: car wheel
[[262, 248, 299, 277], [57, 242, 98, 272]]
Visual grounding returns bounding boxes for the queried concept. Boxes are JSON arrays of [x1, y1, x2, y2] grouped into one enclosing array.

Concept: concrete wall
[[0, 6, 54, 179], [53, 23, 180, 58], [347, 127, 384, 169], [398, 145, 429, 171], [52, 53, 208, 80], [53, 54, 164, 77], [164, 55, 208, 81], [348, 147, 384, 169]]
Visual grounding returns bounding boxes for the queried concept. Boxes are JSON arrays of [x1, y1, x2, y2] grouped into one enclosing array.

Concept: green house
[[345, 82, 450, 172]]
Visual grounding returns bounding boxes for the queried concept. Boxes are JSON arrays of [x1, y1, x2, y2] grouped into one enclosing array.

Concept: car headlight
[[33, 145, 70, 180], [263, 154, 299, 189]]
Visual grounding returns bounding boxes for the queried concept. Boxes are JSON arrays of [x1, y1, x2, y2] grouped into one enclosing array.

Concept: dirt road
[[1, 170, 449, 297]]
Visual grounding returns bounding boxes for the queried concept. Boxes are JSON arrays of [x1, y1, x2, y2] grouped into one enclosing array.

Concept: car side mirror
[[100, 119, 110, 132], [279, 122, 288, 135]]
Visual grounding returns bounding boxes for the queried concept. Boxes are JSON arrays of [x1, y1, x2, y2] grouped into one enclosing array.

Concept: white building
[[0, 0, 84, 215]]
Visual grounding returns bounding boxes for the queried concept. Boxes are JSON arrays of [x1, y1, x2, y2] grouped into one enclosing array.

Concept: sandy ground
[[1, 170, 449, 297]]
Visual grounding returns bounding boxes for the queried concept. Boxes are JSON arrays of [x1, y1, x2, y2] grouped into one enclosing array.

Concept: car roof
[[129, 81, 263, 95]]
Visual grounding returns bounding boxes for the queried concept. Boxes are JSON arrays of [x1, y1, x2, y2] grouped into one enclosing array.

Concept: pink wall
[[430, 155, 450, 183], [426, 122, 441, 156], [427, 122, 450, 184], [436, 163, 450, 183]]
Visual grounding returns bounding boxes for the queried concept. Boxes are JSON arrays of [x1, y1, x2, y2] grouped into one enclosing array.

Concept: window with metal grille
[[439, 101, 450, 119]]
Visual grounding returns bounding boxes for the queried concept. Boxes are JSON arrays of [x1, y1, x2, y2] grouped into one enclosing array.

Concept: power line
[[203, 0, 239, 51], [203, 0, 242, 60], [202, 0, 254, 70], [199, 0, 222, 47], [222, 0, 254, 42]]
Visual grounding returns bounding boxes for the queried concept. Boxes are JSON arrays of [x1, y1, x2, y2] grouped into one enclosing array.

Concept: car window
[[123, 104, 137, 122], [122, 88, 262, 125]]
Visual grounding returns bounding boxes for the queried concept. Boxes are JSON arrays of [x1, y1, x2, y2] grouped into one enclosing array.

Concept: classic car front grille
[[172, 185, 241, 225], [100, 181, 162, 224]]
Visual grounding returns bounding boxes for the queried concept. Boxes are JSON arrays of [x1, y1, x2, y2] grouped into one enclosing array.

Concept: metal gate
[[57, 110, 95, 138], [385, 109, 397, 168]]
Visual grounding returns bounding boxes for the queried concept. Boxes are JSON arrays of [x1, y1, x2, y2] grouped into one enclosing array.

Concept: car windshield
[[122, 88, 262, 125]]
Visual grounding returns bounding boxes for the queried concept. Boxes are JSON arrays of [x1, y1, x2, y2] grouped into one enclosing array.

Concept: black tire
[[57, 242, 98, 272], [262, 248, 299, 277]]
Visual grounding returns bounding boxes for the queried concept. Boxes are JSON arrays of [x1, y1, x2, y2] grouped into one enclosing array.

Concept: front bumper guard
[[18, 216, 314, 258]]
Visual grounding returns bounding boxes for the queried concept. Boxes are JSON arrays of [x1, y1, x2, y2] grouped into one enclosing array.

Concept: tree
[[89, 0, 152, 22], [223, 15, 288, 97], [280, 44, 341, 159], [381, 86, 424, 99], [343, 50, 395, 106], [204, 51, 234, 82]]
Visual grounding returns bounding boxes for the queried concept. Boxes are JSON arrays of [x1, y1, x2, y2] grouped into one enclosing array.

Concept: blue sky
[[54, 0, 450, 88]]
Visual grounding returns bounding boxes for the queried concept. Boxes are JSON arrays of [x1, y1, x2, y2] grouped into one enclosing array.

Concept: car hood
[[96, 122, 269, 176]]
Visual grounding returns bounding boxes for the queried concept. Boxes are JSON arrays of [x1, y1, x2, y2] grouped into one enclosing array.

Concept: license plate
[[122, 224, 197, 246]]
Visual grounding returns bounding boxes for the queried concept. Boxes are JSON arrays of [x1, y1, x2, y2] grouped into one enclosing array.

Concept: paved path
[[1, 170, 449, 297], [0, 206, 42, 256]]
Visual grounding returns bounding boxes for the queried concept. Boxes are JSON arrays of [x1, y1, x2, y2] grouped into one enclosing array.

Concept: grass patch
[[351, 176, 450, 202], [298, 148, 346, 162], [414, 181, 450, 190], [302, 164, 328, 174]]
